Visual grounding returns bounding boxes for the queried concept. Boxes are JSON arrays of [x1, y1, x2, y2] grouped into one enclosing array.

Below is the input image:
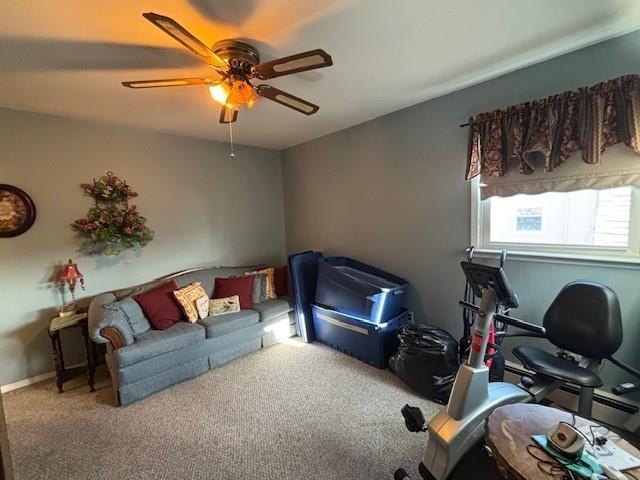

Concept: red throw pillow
[[134, 281, 183, 330], [215, 276, 254, 310], [274, 265, 288, 297]]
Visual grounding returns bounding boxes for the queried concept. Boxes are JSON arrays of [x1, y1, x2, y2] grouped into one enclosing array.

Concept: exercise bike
[[395, 260, 637, 480], [418, 261, 552, 480]]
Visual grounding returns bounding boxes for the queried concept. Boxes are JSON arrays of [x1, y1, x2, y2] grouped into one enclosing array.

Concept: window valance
[[465, 75, 640, 192]]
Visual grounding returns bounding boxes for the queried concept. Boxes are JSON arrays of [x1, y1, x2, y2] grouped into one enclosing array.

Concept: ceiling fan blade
[[142, 12, 227, 69], [219, 106, 238, 123], [122, 77, 215, 89], [252, 49, 332, 80], [255, 85, 319, 115]]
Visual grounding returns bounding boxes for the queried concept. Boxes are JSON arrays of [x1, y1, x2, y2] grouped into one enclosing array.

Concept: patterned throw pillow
[[173, 282, 208, 322], [209, 295, 241, 316], [195, 295, 209, 319], [245, 268, 276, 300]]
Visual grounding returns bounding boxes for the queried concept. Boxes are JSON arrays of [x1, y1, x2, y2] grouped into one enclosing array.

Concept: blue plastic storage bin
[[311, 304, 407, 368], [288, 251, 324, 343], [315, 256, 408, 323]]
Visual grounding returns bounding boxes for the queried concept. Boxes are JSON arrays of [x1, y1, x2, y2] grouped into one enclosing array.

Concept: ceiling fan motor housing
[[212, 40, 260, 74]]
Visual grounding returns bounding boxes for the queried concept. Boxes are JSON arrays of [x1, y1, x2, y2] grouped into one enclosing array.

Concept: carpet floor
[[3, 340, 441, 480]]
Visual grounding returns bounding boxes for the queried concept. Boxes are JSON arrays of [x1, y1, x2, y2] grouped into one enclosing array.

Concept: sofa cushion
[[104, 297, 151, 337], [253, 298, 293, 323], [134, 281, 183, 330], [198, 310, 259, 338], [214, 276, 254, 310], [115, 322, 206, 368]]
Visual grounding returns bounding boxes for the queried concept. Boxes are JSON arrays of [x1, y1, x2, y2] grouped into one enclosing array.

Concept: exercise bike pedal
[[394, 468, 411, 480], [520, 375, 535, 389], [401, 404, 426, 433], [482, 443, 494, 458]]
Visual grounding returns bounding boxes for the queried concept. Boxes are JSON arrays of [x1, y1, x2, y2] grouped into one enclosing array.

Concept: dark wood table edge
[[48, 318, 97, 393]]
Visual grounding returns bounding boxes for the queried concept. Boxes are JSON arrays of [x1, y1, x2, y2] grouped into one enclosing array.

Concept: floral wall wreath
[[72, 172, 154, 255]]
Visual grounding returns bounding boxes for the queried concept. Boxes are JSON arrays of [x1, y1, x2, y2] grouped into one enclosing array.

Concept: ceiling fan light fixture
[[209, 83, 231, 106], [210, 78, 260, 110], [228, 79, 260, 109]]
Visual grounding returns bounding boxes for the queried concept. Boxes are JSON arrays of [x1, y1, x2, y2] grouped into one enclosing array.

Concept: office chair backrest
[[543, 281, 623, 360]]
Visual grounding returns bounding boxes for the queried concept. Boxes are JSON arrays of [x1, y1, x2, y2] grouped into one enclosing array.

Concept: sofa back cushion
[[174, 267, 256, 297], [134, 281, 183, 330], [214, 276, 254, 310], [112, 266, 260, 300], [104, 297, 151, 337]]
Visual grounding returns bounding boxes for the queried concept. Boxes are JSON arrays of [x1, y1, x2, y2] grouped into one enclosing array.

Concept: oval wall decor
[[0, 184, 37, 238]]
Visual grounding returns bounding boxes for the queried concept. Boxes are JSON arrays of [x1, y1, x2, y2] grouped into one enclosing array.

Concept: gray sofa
[[88, 266, 295, 406]]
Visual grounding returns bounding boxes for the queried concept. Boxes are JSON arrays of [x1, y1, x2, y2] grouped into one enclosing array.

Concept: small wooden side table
[[486, 404, 640, 480], [48, 313, 97, 393]]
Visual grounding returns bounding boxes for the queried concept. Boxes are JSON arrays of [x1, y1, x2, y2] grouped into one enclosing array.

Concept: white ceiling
[[1, 0, 640, 149]]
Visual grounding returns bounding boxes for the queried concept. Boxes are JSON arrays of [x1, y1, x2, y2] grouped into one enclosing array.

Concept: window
[[474, 184, 640, 259]]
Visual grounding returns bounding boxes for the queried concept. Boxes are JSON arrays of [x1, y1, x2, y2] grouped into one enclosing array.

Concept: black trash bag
[[389, 325, 459, 404], [489, 352, 505, 382]]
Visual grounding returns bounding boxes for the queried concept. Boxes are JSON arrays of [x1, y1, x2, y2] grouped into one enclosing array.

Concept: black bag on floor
[[389, 325, 459, 404], [489, 351, 505, 382]]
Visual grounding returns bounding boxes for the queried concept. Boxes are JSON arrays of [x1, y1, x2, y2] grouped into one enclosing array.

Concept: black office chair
[[512, 281, 623, 418]]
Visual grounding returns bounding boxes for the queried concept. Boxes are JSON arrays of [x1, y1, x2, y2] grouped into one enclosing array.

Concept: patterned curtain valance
[[465, 74, 640, 181]]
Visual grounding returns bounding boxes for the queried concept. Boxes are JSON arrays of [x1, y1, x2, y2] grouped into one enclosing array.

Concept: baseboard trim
[[0, 362, 86, 394]]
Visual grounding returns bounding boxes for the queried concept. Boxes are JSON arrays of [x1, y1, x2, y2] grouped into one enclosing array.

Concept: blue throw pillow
[[251, 273, 268, 304], [104, 297, 151, 337]]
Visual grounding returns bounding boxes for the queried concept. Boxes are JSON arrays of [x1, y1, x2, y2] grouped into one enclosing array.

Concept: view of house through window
[[487, 186, 633, 248]]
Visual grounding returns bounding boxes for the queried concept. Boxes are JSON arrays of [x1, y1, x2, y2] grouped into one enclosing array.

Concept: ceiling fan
[[122, 12, 333, 124]]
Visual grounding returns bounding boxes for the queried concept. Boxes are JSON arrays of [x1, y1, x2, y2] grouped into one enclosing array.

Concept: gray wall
[[282, 30, 640, 399], [0, 108, 285, 387]]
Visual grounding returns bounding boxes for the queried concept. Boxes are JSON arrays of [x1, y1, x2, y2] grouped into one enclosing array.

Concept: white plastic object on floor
[[602, 465, 627, 480]]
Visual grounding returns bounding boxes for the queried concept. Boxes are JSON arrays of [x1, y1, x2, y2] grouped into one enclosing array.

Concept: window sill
[[472, 248, 640, 269]]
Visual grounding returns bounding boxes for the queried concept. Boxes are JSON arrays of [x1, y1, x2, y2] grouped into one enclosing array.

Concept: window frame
[[470, 177, 640, 263]]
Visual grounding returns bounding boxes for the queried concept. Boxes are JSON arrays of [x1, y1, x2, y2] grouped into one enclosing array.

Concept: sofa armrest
[[88, 293, 134, 349], [99, 326, 129, 349]]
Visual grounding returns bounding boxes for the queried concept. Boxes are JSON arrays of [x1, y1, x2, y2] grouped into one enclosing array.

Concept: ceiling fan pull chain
[[228, 112, 235, 158]]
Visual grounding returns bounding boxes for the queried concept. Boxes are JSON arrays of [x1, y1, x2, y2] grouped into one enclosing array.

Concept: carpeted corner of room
[[3, 341, 441, 480]]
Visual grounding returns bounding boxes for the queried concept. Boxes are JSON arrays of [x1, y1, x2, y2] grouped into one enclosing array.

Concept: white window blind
[[480, 144, 640, 200]]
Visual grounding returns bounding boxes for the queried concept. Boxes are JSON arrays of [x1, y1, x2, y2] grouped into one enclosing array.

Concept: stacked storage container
[[311, 257, 409, 368]]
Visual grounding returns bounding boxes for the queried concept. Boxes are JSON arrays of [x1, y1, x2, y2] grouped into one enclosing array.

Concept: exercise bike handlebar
[[458, 300, 546, 336]]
